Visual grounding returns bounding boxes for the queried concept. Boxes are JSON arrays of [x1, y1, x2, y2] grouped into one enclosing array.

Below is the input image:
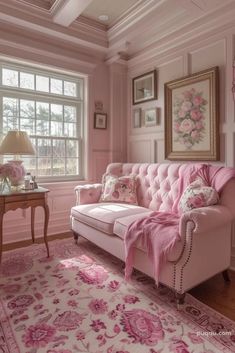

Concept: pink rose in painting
[[53, 311, 85, 331], [187, 194, 205, 208], [174, 122, 180, 132], [181, 101, 192, 112], [78, 266, 108, 285], [88, 299, 108, 314], [123, 295, 140, 304], [191, 130, 200, 141], [169, 338, 190, 353], [108, 280, 120, 292], [179, 119, 195, 134], [195, 121, 204, 130], [8, 295, 34, 310], [182, 90, 192, 99], [47, 350, 72, 353], [120, 309, 164, 346], [22, 323, 56, 348], [178, 110, 186, 118], [190, 109, 202, 121], [193, 95, 204, 106]]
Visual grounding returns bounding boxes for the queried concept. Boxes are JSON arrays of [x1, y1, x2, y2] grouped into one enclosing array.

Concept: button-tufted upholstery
[[71, 162, 235, 301], [106, 163, 188, 212]]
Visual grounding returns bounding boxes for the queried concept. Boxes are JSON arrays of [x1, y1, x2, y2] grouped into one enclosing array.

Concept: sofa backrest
[[106, 163, 188, 212], [105, 163, 235, 214]]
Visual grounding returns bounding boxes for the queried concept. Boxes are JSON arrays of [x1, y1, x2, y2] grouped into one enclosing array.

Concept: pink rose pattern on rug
[[0, 238, 234, 353]]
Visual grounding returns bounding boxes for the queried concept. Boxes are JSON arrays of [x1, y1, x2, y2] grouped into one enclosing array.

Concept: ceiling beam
[[53, 0, 94, 27]]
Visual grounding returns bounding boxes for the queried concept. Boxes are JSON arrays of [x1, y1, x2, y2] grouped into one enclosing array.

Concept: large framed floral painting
[[164, 67, 219, 160]]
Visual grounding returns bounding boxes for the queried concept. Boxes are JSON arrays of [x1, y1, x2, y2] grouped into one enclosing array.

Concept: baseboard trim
[[2, 231, 73, 252]]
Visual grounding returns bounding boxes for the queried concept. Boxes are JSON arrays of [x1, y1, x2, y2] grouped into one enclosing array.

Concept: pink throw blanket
[[124, 164, 235, 285]]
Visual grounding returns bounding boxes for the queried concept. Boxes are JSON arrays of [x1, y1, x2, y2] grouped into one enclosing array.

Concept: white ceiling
[[82, 0, 141, 26]]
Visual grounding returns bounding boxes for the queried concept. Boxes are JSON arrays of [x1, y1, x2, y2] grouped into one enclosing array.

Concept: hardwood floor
[[2, 237, 235, 322], [190, 270, 235, 321]]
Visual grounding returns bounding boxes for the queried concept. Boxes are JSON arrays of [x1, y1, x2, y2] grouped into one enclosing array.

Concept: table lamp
[[0, 130, 35, 188]]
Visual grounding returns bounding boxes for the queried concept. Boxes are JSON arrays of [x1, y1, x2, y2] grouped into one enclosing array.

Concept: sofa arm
[[74, 184, 102, 205], [180, 205, 233, 235]]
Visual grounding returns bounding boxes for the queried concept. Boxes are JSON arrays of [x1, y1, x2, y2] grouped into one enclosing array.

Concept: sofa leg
[[72, 231, 79, 245], [222, 270, 231, 283], [175, 292, 186, 310]]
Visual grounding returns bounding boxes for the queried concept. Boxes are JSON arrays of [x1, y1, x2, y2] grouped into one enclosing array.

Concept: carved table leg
[[43, 200, 50, 258], [31, 206, 35, 243], [0, 211, 4, 263]]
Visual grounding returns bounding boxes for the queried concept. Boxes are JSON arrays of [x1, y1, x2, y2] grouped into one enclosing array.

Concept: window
[[0, 62, 84, 181]]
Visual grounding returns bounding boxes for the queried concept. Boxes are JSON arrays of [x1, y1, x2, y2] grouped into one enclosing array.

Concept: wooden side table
[[0, 187, 50, 263]]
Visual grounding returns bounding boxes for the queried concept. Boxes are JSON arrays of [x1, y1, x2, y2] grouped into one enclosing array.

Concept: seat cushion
[[114, 213, 184, 262], [71, 203, 150, 235]]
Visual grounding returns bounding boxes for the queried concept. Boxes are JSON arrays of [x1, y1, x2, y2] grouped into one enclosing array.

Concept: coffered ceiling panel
[[15, 0, 56, 11], [82, 0, 142, 26]]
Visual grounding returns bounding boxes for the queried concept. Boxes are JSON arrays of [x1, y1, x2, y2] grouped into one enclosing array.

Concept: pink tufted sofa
[[71, 163, 235, 305]]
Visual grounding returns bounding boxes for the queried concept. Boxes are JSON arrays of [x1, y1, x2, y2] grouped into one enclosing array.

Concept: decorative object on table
[[95, 100, 103, 112], [132, 70, 157, 105], [31, 176, 38, 189], [0, 130, 35, 188], [94, 112, 107, 129], [0, 238, 234, 353], [144, 107, 158, 127], [133, 108, 141, 128], [232, 60, 235, 101], [164, 66, 219, 161]]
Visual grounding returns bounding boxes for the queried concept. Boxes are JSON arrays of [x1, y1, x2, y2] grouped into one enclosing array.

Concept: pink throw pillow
[[99, 174, 138, 204], [179, 180, 219, 213]]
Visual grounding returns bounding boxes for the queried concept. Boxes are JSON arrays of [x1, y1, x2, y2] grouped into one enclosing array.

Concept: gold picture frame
[[164, 66, 219, 160]]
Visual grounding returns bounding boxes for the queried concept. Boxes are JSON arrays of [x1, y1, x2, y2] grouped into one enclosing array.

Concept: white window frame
[[0, 61, 85, 182]]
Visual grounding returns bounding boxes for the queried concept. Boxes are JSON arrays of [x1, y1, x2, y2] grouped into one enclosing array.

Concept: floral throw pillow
[[99, 174, 138, 204], [179, 180, 219, 213]]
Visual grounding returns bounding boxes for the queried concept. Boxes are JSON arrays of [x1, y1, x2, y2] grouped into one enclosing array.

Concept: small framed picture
[[133, 108, 141, 128], [133, 70, 157, 105], [144, 108, 157, 127], [94, 113, 107, 129]]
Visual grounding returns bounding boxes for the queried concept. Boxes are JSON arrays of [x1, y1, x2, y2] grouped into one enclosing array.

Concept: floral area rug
[[0, 238, 234, 353]]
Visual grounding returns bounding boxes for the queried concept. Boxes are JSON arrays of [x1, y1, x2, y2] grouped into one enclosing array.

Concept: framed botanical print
[[164, 66, 219, 160], [133, 108, 141, 128], [144, 108, 158, 127], [133, 70, 157, 105]]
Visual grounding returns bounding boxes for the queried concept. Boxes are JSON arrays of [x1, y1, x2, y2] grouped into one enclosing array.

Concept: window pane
[[64, 106, 76, 122], [66, 158, 78, 175], [22, 157, 36, 175], [36, 102, 49, 120], [53, 158, 65, 175], [64, 81, 76, 97], [20, 118, 34, 135], [53, 139, 65, 157], [64, 122, 76, 137], [3, 97, 19, 117], [20, 72, 34, 90], [51, 121, 63, 136], [37, 139, 51, 157], [2, 69, 18, 87], [3, 116, 19, 133], [51, 104, 63, 121], [20, 100, 35, 118], [66, 140, 78, 157], [36, 75, 49, 92], [51, 78, 62, 94], [36, 120, 49, 135], [38, 158, 51, 176]]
